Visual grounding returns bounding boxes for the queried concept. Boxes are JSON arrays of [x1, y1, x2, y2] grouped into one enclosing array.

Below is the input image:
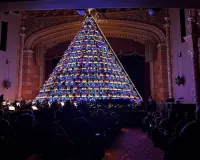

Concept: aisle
[[105, 128, 164, 160]]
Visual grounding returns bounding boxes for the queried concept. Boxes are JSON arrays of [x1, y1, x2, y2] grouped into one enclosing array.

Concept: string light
[[35, 16, 142, 103]]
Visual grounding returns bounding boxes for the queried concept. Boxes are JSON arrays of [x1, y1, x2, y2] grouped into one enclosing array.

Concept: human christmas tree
[[35, 15, 142, 103]]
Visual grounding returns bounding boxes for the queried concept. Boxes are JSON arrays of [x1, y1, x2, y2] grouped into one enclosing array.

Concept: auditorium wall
[[0, 14, 21, 100], [169, 9, 193, 103]]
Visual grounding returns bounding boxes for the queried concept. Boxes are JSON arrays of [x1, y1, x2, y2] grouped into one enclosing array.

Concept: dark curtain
[[118, 55, 149, 102], [45, 57, 61, 80], [52, 57, 61, 69]]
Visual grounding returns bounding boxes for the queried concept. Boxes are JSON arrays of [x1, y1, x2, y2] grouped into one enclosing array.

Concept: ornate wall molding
[[23, 49, 34, 57], [164, 9, 173, 98], [24, 9, 165, 39], [24, 20, 166, 52], [17, 19, 26, 99], [43, 35, 75, 50], [42, 33, 155, 53], [145, 43, 154, 62], [24, 15, 83, 38], [156, 43, 166, 49], [35, 45, 46, 66], [97, 10, 165, 30], [184, 9, 200, 104]]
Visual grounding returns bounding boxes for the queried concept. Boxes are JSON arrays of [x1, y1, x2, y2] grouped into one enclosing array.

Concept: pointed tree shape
[[35, 16, 143, 103]]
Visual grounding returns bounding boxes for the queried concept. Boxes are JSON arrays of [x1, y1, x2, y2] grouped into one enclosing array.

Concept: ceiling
[[22, 8, 144, 18], [0, 0, 198, 13], [1, 0, 36, 2]]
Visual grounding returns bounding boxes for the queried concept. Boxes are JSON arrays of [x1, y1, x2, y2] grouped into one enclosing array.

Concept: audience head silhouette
[[0, 109, 4, 118], [195, 106, 200, 120]]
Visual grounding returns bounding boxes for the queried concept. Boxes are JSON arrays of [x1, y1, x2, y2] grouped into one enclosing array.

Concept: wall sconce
[[3, 80, 11, 89], [175, 75, 185, 86], [175, 52, 185, 86], [2, 59, 11, 89]]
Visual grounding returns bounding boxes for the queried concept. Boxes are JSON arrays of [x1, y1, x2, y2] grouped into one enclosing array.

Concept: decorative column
[[184, 9, 200, 104], [21, 49, 40, 100], [145, 43, 154, 62], [164, 9, 173, 99], [39, 54, 45, 87], [17, 19, 26, 99], [145, 43, 155, 98], [154, 44, 169, 102], [37, 46, 46, 88]]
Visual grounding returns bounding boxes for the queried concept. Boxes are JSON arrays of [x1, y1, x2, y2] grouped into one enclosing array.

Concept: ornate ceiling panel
[[23, 9, 77, 18], [23, 9, 165, 40], [96, 9, 164, 29], [24, 15, 82, 38], [24, 19, 165, 52], [22, 8, 140, 18]]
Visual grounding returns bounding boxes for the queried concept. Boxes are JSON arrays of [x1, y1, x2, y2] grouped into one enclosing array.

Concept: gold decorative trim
[[156, 43, 166, 49], [24, 9, 164, 38], [17, 19, 26, 99], [164, 8, 173, 98], [24, 20, 165, 51]]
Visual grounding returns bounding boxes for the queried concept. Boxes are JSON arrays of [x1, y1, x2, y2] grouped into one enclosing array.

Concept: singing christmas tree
[[35, 15, 142, 103]]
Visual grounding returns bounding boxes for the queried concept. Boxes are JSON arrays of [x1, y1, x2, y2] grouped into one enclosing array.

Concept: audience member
[[178, 106, 200, 160], [0, 100, 122, 160]]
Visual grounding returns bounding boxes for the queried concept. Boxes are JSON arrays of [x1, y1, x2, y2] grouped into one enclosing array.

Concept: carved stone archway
[[21, 19, 167, 102], [25, 20, 165, 49]]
